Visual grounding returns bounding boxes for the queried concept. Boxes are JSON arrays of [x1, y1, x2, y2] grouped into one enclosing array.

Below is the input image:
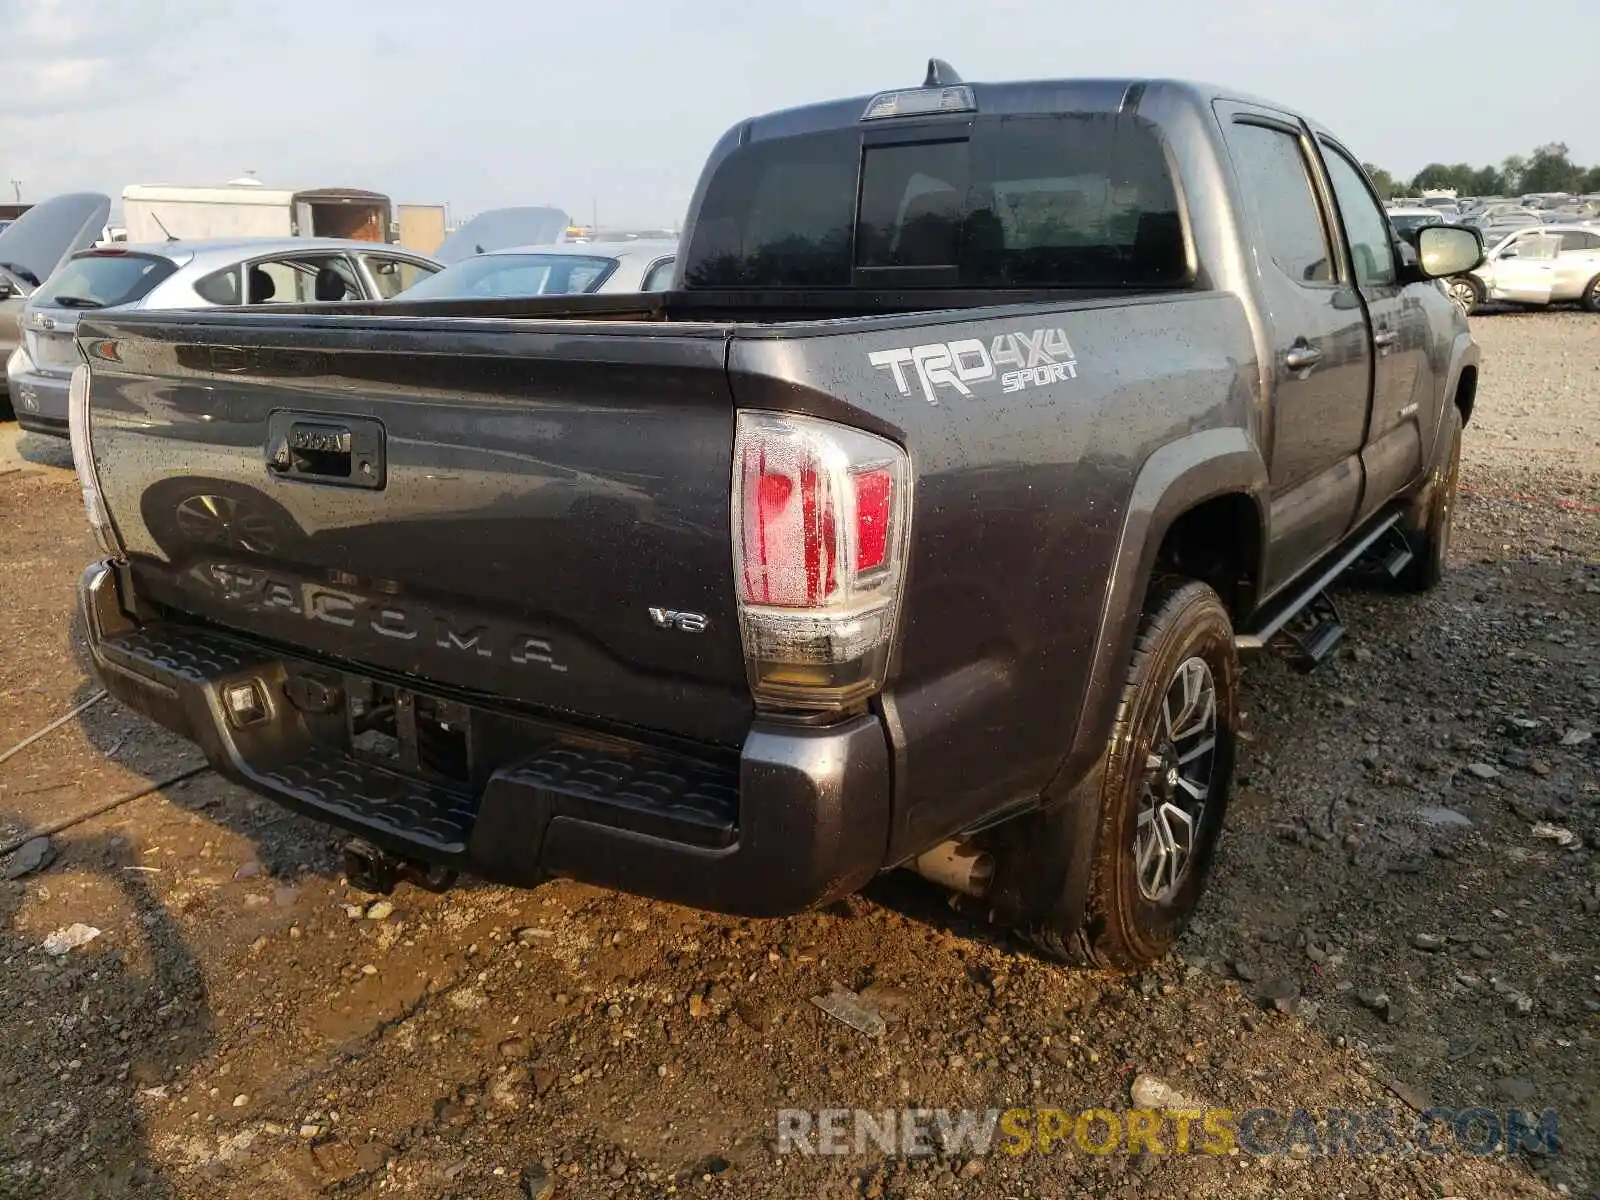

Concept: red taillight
[[740, 449, 840, 608], [852, 467, 892, 573], [737, 437, 891, 608], [732, 412, 911, 711]]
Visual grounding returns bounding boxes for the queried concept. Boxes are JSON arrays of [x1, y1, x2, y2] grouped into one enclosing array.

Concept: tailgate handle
[[266, 413, 385, 489]]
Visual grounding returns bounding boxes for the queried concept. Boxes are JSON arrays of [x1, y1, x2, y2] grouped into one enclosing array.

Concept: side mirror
[[1415, 225, 1483, 279]]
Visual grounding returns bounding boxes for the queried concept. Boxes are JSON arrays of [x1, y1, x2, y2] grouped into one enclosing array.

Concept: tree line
[[1360, 143, 1600, 201]]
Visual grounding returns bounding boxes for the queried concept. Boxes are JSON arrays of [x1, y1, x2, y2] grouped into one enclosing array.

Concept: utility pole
[[591, 196, 597, 233], [9, 181, 20, 204]]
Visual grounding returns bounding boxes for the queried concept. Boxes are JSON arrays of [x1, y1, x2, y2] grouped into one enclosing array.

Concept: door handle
[[1284, 344, 1323, 371], [268, 424, 354, 480], [1373, 329, 1400, 349], [265, 413, 385, 489]]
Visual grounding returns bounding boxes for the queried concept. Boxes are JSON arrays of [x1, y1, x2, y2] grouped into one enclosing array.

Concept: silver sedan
[[7, 236, 440, 436], [396, 239, 678, 300]]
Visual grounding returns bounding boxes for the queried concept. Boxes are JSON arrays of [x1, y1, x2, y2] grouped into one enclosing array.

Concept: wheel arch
[[1454, 362, 1478, 426], [1053, 428, 1266, 797]]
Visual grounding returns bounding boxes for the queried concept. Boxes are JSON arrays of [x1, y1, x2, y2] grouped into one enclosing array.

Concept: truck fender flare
[[1407, 331, 1479, 527], [1051, 427, 1267, 795], [1438, 331, 1479, 438]]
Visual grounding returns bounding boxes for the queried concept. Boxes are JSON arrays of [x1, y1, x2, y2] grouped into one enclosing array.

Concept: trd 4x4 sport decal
[[868, 328, 1078, 405]]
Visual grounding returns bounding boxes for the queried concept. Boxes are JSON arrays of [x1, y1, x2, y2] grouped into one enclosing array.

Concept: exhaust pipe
[[911, 839, 994, 898]]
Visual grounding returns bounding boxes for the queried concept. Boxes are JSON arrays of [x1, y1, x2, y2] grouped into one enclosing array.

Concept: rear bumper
[[7, 359, 70, 436], [79, 562, 891, 916]]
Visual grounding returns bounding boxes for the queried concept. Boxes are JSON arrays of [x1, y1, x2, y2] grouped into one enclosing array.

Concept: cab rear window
[[35, 252, 177, 308], [682, 112, 1189, 289]]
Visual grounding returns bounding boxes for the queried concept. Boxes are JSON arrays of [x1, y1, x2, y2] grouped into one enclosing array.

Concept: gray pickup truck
[[71, 65, 1482, 968]]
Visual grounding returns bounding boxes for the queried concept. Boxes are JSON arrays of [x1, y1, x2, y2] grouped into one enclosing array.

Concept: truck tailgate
[[84, 315, 752, 747]]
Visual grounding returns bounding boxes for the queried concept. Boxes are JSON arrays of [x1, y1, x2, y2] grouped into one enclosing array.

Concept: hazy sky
[[4, 0, 1598, 227]]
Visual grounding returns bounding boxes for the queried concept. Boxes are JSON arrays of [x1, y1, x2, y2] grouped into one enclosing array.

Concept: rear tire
[[1012, 580, 1239, 970], [1582, 274, 1600, 314], [0, 386, 12, 422], [1400, 406, 1461, 592]]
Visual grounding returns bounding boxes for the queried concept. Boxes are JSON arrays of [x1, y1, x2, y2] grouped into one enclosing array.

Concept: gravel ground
[[0, 310, 1594, 1200]]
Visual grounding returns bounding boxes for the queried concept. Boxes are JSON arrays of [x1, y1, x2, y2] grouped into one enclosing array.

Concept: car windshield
[[397, 253, 619, 299], [682, 110, 1188, 289], [33, 251, 177, 308]]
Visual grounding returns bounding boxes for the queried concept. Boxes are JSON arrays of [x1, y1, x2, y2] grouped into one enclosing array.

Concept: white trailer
[[121, 181, 392, 244]]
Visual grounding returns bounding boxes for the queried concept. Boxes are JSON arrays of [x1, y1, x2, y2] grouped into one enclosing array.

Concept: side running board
[[1235, 510, 1406, 672]]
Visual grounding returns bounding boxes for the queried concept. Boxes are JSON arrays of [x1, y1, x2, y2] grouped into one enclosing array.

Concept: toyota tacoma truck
[[69, 65, 1482, 968]]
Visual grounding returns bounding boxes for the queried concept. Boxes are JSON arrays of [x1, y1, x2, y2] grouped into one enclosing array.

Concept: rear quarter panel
[[729, 292, 1262, 859]]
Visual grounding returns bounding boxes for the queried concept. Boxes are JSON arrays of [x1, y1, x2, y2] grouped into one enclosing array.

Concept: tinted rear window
[[683, 112, 1188, 289], [36, 252, 176, 308], [398, 254, 618, 299]]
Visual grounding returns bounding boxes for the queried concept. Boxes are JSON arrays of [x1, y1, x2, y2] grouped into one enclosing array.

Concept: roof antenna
[[924, 58, 963, 87], [150, 212, 178, 243]]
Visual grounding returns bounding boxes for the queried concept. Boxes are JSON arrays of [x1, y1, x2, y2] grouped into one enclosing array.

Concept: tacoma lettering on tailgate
[[204, 564, 568, 672]]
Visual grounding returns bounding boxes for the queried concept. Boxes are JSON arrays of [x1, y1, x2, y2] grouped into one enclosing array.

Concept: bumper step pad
[[506, 745, 738, 847], [256, 744, 478, 856]]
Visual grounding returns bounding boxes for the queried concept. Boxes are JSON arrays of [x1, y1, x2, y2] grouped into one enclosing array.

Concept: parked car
[[1474, 210, 1546, 245], [1473, 203, 1536, 224], [433, 207, 571, 265], [1386, 206, 1447, 239], [7, 237, 440, 435], [1541, 203, 1599, 224], [70, 68, 1480, 968], [1448, 224, 1600, 314], [397, 240, 678, 300], [0, 192, 111, 416]]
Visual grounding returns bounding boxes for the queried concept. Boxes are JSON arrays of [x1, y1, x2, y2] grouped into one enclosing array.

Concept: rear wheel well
[[1154, 493, 1261, 621], [1455, 365, 1477, 426]]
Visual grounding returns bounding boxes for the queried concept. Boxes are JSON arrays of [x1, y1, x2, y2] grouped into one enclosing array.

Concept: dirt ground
[[1, 311, 1595, 1200]]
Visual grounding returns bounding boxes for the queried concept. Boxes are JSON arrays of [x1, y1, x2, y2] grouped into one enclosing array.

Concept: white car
[[1449, 225, 1600, 314]]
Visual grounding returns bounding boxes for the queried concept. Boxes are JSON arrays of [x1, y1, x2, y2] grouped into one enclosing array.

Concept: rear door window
[[1223, 122, 1335, 286], [682, 112, 1188, 289], [34, 252, 176, 308], [245, 255, 357, 304]]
